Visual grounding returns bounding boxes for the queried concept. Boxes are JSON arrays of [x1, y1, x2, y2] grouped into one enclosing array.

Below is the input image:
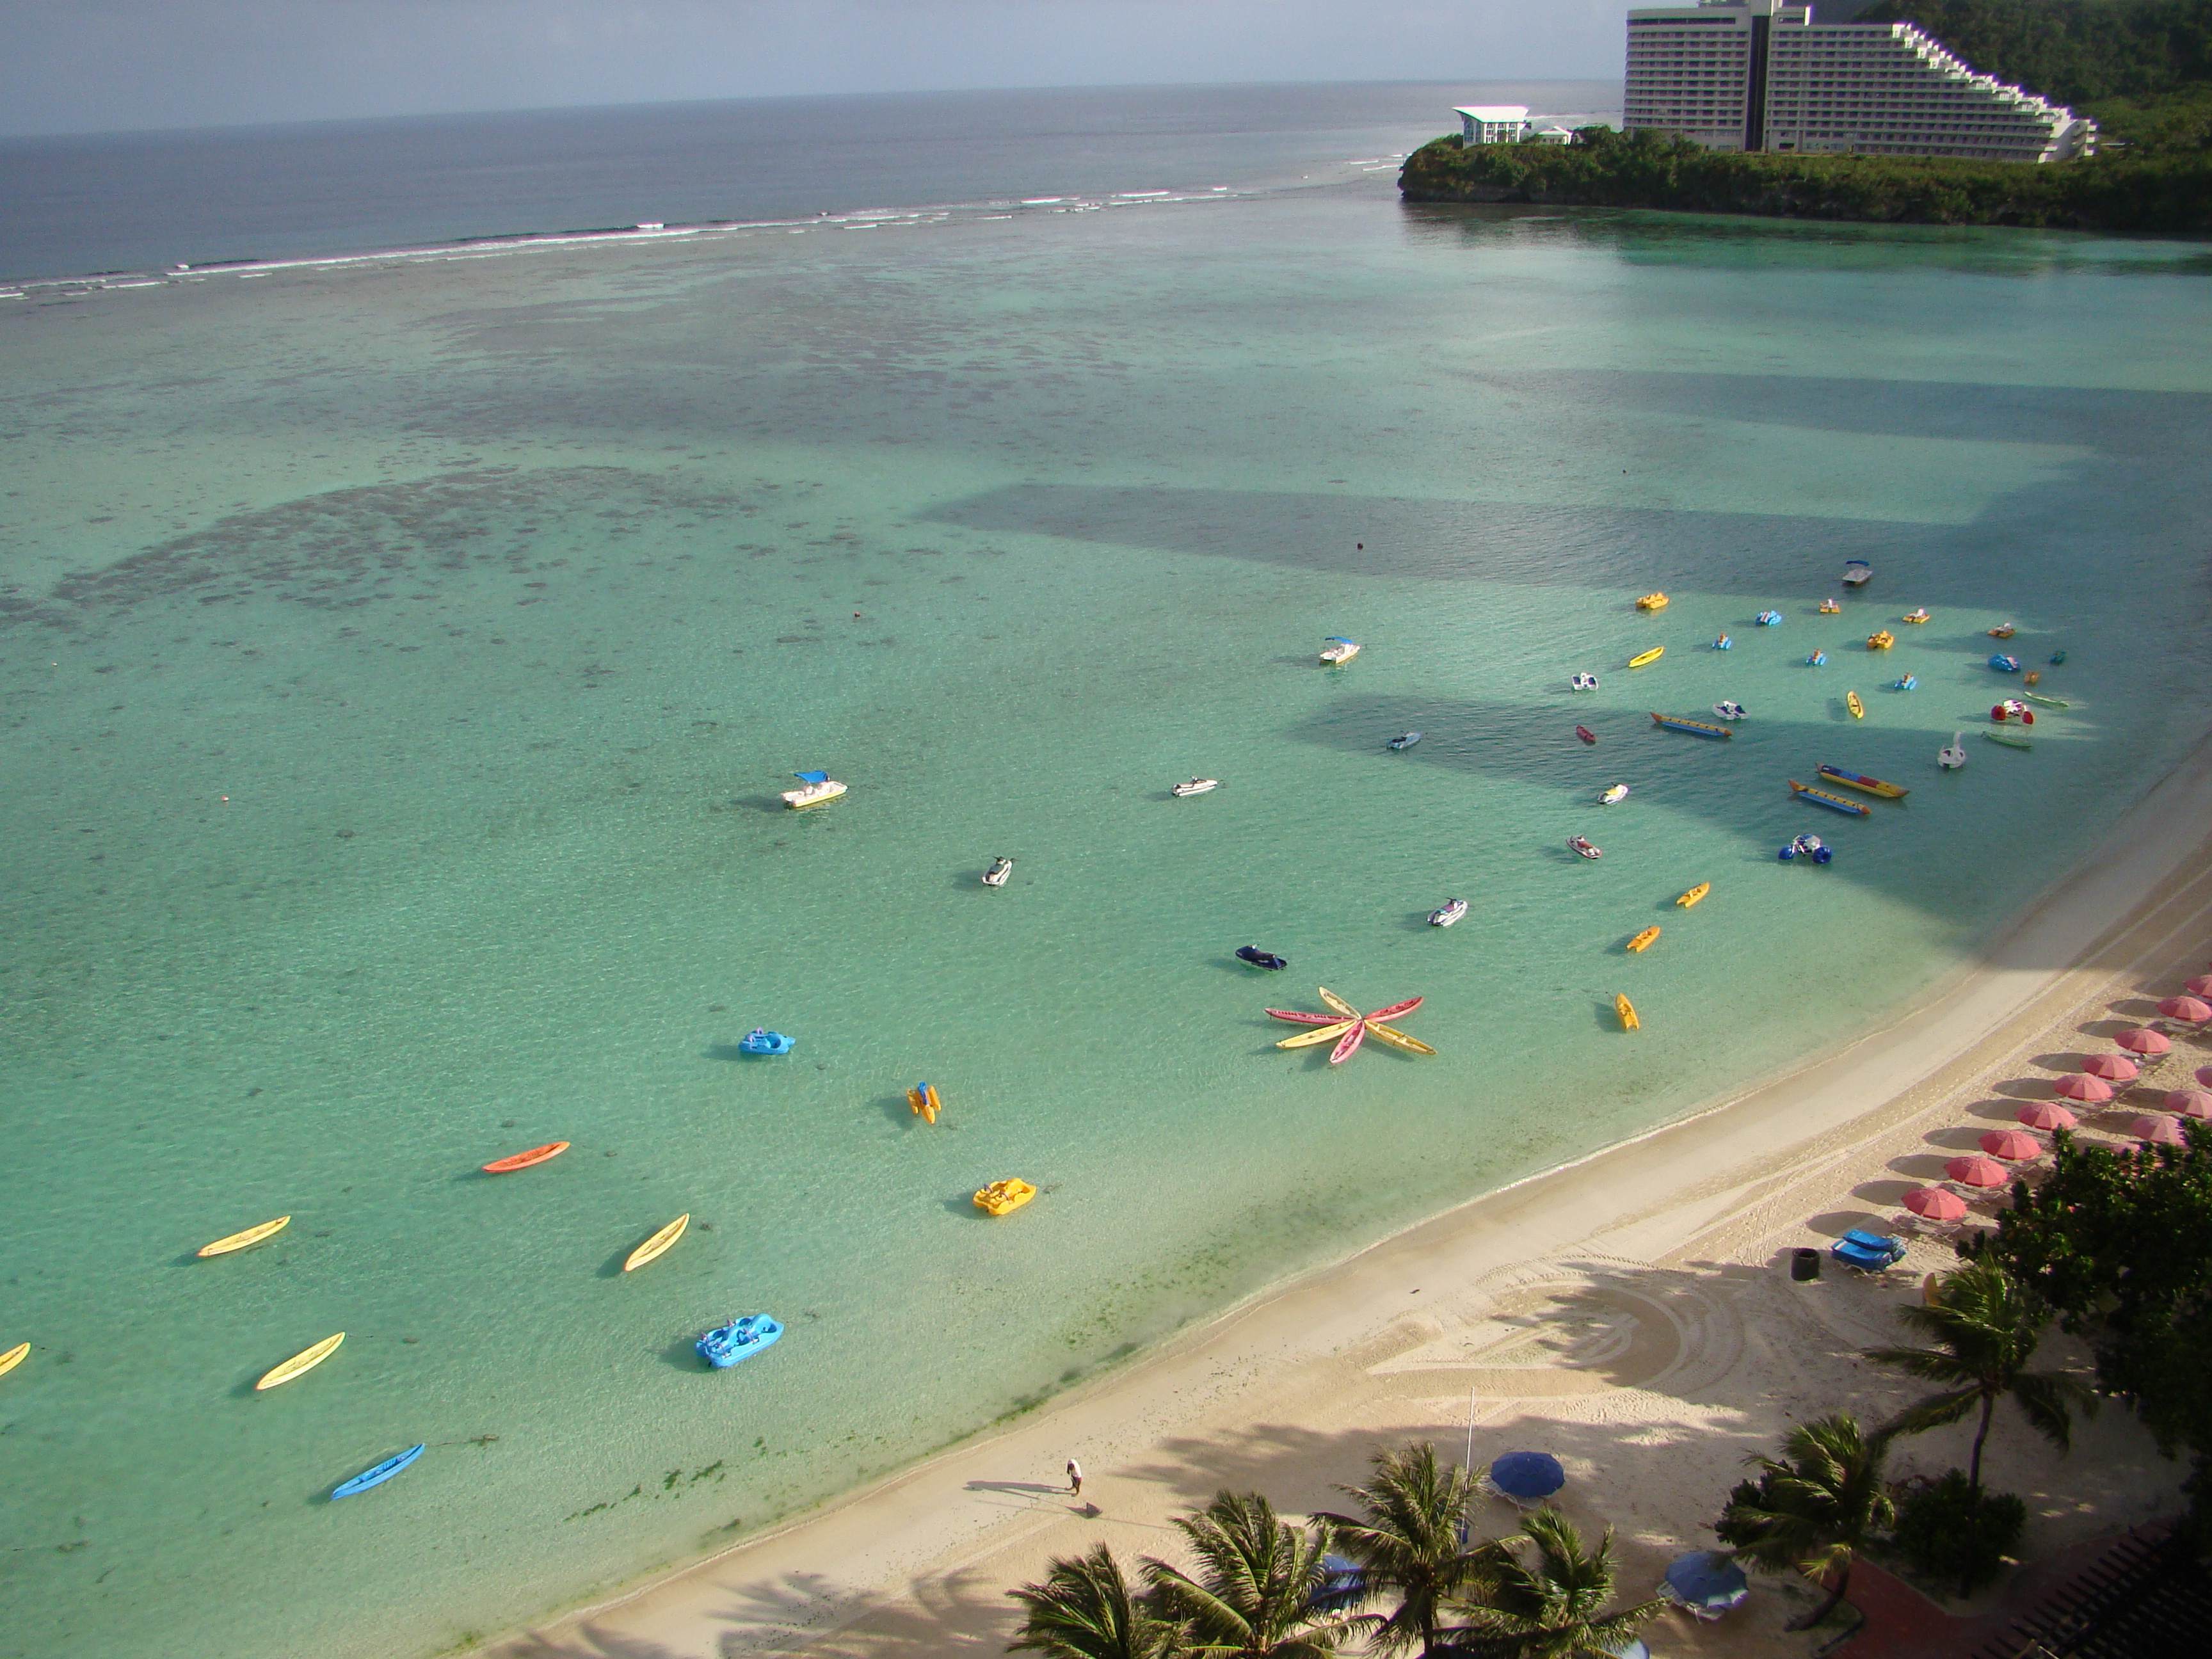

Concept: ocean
[[2, 82, 2209, 1659]]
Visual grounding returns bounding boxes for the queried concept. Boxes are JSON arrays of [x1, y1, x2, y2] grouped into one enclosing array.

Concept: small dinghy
[[1236, 946, 1288, 970], [1790, 779, 1871, 816], [1599, 783, 1630, 805], [1386, 732, 1423, 751], [1892, 675, 1918, 691], [1779, 833, 1834, 863], [1567, 835, 1602, 860], [908, 1082, 942, 1122], [1847, 690, 1865, 719], [982, 856, 1014, 887], [1990, 700, 2035, 725], [781, 769, 847, 810], [1712, 635, 1733, 650], [333, 1445, 424, 1500], [1938, 733, 1968, 770], [1987, 623, 2017, 639], [1319, 637, 1360, 665], [1569, 672, 1599, 691], [1990, 653, 2022, 673], [1902, 608, 1930, 624], [1713, 701, 1747, 721], [698, 1314, 783, 1368], [1807, 650, 1827, 666], [738, 1029, 794, 1055], [1756, 611, 1784, 627], [1171, 778, 1220, 797], [1818, 598, 1843, 614], [1575, 725, 1597, 746], [1841, 560, 1873, 587], [1428, 899, 1468, 927]]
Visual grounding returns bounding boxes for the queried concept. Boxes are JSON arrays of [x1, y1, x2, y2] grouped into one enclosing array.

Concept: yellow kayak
[[1626, 926, 1661, 954], [0, 1342, 28, 1380], [1846, 691, 1864, 719], [198, 1215, 291, 1258], [1627, 646, 1664, 669], [623, 1214, 690, 1272], [1675, 883, 1710, 908], [255, 1332, 344, 1391], [1615, 994, 1640, 1032], [974, 1178, 1036, 1217]]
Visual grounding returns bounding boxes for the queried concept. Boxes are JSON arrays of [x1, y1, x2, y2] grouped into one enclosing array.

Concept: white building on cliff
[[1623, 0, 2096, 161]]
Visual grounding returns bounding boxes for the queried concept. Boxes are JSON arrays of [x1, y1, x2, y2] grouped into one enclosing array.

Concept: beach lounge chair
[[1831, 1230, 1906, 1272]]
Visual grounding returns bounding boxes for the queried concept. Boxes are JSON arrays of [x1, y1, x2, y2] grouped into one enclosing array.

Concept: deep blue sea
[[2, 81, 2208, 1659]]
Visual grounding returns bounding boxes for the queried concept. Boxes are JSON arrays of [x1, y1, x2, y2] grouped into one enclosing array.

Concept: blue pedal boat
[[737, 1029, 794, 1055], [698, 1315, 783, 1368]]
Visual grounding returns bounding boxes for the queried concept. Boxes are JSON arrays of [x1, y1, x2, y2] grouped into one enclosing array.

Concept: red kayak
[[483, 1141, 570, 1174], [1575, 725, 1597, 746]]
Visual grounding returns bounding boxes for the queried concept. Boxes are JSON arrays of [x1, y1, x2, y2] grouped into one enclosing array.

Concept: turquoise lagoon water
[[3, 177, 2212, 1659]]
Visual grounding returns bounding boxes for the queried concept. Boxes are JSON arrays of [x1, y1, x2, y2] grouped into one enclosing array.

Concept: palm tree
[[1317, 1442, 1500, 1657], [1143, 1490, 1352, 1658], [1447, 1508, 1663, 1659], [1009, 1543, 1186, 1659], [1715, 1413, 1894, 1630], [1864, 1256, 2097, 1497]]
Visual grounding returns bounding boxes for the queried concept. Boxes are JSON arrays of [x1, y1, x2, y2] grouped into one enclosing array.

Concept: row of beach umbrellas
[[1898, 981, 2212, 1222]]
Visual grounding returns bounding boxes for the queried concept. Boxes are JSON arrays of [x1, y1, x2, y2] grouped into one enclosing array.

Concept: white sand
[[495, 739, 2212, 1658]]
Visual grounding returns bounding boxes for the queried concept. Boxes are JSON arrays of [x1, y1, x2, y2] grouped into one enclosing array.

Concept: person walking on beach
[[1066, 1458, 1082, 1498]]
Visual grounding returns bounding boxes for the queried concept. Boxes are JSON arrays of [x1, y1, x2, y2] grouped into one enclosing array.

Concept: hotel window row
[[1624, 0, 2095, 162]]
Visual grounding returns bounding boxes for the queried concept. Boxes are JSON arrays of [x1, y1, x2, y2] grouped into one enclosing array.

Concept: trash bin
[[1790, 1247, 1820, 1282]]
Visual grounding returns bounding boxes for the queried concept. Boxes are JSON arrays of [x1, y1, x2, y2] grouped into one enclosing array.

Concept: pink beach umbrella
[[1980, 1127, 2044, 1161], [2115, 1028, 2172, 1057], [2051, 1074, 2115, 1104], [1946, 1155, 2011, 1189], [1903, 1186, 1968, 1221], [2166, 1089, 2212, 1120], [2133, 1114, 2186, 1146], [2081, 1053, 2140, 1082], [2186, 975, 2212, 998], [2158, 996, 2212, 1023], [2017, 1101, 2078, 1132], [2198, 1064, 2212, 1089]]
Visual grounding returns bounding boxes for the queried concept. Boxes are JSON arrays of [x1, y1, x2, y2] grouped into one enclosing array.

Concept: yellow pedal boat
[[1615, 993, 1640, 1031], [1866, 630, 1895, 650], [1635, 592, 1668, 611], [1626, 926, 1661, 954], [908, 1083, 942, 1123], [198, 1216, 291, 1258], [1627, 646, 1664, 669], [1675, 882, 1710, 908], [1819, 598, 1843, 614], [1902, 608, 1929, 623], [623, 1214, 690, 1272], [0, 1342, 28, 1380], [256, 1332, 344, 1391], [974, 1178, 1036, 1217]]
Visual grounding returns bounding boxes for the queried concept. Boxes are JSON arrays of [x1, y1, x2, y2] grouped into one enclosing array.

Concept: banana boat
[[1789, 779, 1871, 816], [1626, 926, 1661, 954], [1650, 712, 1731, 739], [1815, 765, 1909, 799]]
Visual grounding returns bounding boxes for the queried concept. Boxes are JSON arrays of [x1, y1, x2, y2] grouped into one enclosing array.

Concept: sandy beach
[[494, 735, 2212, 1659]]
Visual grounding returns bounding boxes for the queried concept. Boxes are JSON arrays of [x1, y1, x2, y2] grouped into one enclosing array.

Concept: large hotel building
[[1623, 0, 2096, 162]]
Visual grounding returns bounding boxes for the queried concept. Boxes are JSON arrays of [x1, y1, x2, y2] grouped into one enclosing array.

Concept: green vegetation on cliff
[[1399, 0, 2212, 232]]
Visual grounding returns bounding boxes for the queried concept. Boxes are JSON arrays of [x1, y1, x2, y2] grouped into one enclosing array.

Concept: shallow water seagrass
[[1, 125, 2209, 1659]]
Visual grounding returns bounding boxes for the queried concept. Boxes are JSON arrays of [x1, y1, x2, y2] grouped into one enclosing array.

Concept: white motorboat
[[1320, 637, 1360, 665], [1599, 783, 1630, 805], [1171, 778, 1220, 797], [1937, 732, 1967, 771], [982, 856, 1014, 887], [781, 769, 846, 809], [1387, 731, 1423, 751], [1428, 899, 1468, 927]]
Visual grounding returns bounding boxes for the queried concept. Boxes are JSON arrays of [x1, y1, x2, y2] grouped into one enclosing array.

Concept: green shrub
[[1889, 1470, 2027, 1595]]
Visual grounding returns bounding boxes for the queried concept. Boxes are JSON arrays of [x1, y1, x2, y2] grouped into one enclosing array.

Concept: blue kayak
[[698, 1315, 783, 1368], [737, 1029, 794, 1055], [332, 1444, 424, 1500]]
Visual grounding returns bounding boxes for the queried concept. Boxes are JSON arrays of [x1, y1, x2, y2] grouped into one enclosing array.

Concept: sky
[[0, 0, 1629, 137]]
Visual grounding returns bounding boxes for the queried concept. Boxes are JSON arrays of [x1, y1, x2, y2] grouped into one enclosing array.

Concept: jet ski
[[1171, 778, 1221, 797], [1568, 836, 1602, 860], [982, 856, 1014, 887], [1235, 946, 1288, 970], [1427, 899, 1468, 927], [1599, 783, 1630, 805]]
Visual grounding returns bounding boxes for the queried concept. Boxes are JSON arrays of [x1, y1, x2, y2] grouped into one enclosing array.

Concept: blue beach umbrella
[[1663, 1550, 1749, 1612], [1487, 1451, 1566, 1500], [1309, 1553, 1365, 1612]]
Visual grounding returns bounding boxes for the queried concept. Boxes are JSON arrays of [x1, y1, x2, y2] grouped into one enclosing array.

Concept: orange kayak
[[483, 1141, 570, 1174]]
